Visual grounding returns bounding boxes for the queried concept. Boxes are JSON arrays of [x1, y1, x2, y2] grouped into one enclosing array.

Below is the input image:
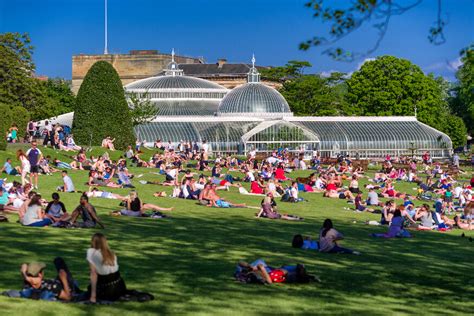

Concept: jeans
[[329, 245, 354, 254], [27, 218, 53, 227]]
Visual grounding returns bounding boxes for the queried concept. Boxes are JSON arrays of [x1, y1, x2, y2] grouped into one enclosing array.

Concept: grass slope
[[0, 145, 472, 315]]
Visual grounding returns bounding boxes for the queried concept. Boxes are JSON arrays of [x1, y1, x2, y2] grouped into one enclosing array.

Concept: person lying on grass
[[292, 234, 318, 250], [115, 190, 173, 217], [87, 170, 121, 188], [319, 219, 360, 255], [256, 193, 303, 220], [18, 257, 79, 301], [86, 187, 127, 200], [207, 183, 246, 208], [372, 209, 412, 238], [323, 189, 355, 201], [235, 259, 319, 284], [45, 193, 69, 223]]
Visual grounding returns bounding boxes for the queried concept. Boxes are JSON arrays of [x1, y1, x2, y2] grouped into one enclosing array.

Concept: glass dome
[[218, 83, 292, 116], [218, 55, 292, 117]]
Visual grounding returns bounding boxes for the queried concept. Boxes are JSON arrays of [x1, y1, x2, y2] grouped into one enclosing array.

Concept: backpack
[[280, 190, 290, 202], [269, 269, 286, 283]]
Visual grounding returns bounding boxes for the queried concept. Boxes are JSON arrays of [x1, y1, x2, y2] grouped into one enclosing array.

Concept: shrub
[[0, 103, 12, 150], [10, 106, 30, 140], [73, 61, 135, 149]]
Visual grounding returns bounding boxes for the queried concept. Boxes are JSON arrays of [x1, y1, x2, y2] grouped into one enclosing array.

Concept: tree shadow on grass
[[0, 210, 472, 315]]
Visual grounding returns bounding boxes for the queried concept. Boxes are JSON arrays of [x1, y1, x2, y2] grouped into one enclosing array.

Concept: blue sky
[[1, 0, 473, 81]]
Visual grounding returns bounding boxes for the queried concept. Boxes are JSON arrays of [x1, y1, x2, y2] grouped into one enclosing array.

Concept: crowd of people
[[1, 126, 473, 299]]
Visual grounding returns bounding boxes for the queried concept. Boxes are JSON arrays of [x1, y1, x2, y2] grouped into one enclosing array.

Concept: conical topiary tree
[[73, 61, 135, 149]]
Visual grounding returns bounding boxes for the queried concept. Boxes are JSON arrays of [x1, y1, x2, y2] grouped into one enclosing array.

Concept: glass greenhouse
[[41, 52, 453, 158]]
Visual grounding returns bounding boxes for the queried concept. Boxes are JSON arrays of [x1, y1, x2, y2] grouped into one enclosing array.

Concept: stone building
[[71, 50, 202, 94], [71, 50, 280, 94]]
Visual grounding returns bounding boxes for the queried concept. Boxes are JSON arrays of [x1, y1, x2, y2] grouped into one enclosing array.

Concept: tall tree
[[281, 75, 350, 116], [73, 61, 135, 149], [451, 45, 474, 133], [346, 55, 467, 146], [0, 33, 39, 109]]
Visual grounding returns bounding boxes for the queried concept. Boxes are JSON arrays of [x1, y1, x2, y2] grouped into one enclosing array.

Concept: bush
[[73, 61, 135, 149], [0, 103, 12, 150]]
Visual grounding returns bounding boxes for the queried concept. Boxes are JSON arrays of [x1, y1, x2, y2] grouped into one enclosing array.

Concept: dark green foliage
[[346, 55, 467, 147], [10, 106, 30, 140], [73, 61, 135, 149], [261, 60, 312, 81], [0, 33, 38, 110], [261, 61, 350, 116], [450, 45, 474, 133], [281, 75, 350, 116], [0, 103, 12, 150], [32, 78, 76, 120], [0, 33, 75, 120]]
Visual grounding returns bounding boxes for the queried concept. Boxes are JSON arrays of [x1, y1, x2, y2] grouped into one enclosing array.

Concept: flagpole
[[104, 0, 108, 54]]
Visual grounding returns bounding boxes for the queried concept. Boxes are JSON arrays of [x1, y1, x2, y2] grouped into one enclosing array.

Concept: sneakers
[[353, 251, 361, 255]]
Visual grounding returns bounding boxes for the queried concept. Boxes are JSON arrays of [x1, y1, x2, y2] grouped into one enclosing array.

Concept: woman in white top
[[87, 233, 126, 302], [17, 149, 30, 186], [22, 194, 52, 227]]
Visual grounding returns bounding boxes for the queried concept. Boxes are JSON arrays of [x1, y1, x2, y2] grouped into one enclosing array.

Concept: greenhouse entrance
[[242, 120, 320, 155]]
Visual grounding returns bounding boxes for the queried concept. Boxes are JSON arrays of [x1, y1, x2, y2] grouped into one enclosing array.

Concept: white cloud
[[356, 57, 376, 70], [424, 57, 463, 73]]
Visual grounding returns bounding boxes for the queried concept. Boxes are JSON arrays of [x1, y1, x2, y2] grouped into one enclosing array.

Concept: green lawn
[[0, 145, 473, 315]]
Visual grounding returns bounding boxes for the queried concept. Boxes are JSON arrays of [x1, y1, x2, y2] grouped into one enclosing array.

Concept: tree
[[451, 45, 474, 133], [31, 78, 76, 120], [281, 75, 350, 116], [261, 61, 312, 81], [442, 115, 467, 148], [10, 106, 30, 140], [0, 33, 39, 109], [73, 61, 135, 149], [126, 91, 160, 126], [346, 55, 467, 147], [300, 0, 448, 61]]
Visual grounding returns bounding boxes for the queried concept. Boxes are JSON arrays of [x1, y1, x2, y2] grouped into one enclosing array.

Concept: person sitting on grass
[[18, 257, 79, 301], [86, 233, 154, 303], [256, 193, 303, 220], [117, 190, 173, 217], [372, 209, 411, 238], [1, 158, 21, 176], [68, 195, 105, 228], [22, 194, 53, 227], [0, 188, 21, 214], [289, 181, 305, 202], [318, 219, 360, 255], [57, 170, 76, 193], [88, 170, 121, 188], [45, 193, 69, 223], [87, 233, 124, 302], [354, 192, 374, 212]]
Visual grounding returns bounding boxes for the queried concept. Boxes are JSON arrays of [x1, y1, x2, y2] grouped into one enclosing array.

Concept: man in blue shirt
[[25, 141, 42, 189], [1, 158, 20, 176]]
